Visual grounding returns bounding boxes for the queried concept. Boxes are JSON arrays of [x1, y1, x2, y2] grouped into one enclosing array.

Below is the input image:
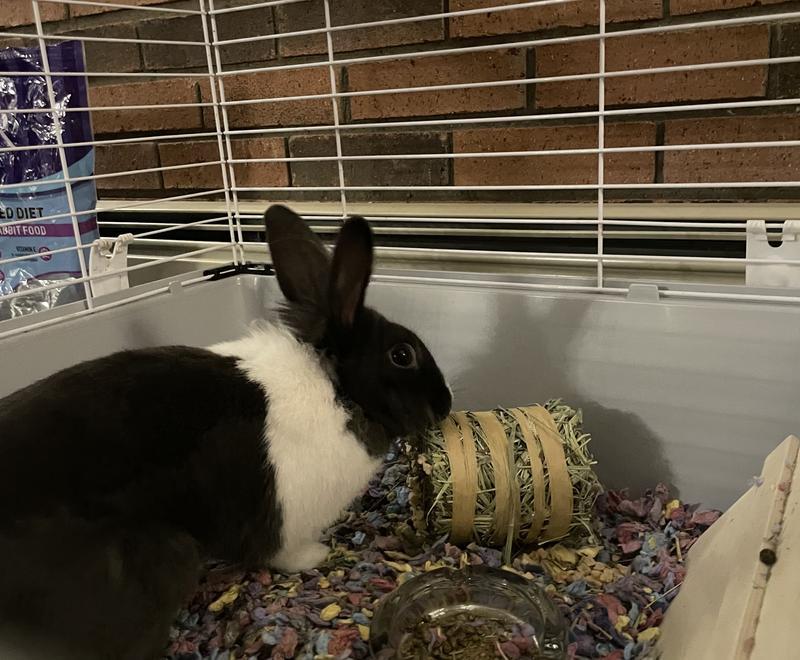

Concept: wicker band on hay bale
[[407, 400, 601, 550]]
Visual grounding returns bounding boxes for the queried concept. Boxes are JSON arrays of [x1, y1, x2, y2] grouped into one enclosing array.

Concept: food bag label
[[0, 41, 99, 314]]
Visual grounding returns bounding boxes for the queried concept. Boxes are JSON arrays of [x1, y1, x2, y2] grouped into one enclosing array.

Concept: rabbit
[[0, 515, 201, 660], [0, 204, 452, 659]]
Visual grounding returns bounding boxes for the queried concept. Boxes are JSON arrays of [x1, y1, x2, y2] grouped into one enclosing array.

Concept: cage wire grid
[[1, 0, 800, 339]]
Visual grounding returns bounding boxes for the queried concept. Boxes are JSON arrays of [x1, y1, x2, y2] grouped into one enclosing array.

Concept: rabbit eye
[[389, 343, 417, 369]]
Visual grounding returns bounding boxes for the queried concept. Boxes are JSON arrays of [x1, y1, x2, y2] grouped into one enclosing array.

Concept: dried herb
[[387, 612, 540, 660], [409, 400, 602, 553], [164, 447, 720, 659]]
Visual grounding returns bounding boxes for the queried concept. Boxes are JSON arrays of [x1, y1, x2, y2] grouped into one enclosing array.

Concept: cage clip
[[627, 283, 660, 302], [746, 220, 800, 289], [88, 233, 133, 298], [203, 262, 275, 281]]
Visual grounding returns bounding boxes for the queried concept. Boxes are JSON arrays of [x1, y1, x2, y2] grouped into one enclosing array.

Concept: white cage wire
[[2, 0, 800, 340]]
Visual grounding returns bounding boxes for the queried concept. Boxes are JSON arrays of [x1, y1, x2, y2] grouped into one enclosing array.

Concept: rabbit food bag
[[0, 40, 99, 320]]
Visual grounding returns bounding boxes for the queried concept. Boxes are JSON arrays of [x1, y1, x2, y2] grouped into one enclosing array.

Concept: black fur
[[0, 346, 281, 564], [0, 347, 281, 659], [336, 308, 451, 441], [266, 205, 452, 450], [0, 517, 200, 660], [0, 204, 452, 659]]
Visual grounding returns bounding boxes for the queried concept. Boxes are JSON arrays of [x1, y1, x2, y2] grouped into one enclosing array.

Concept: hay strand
[[407, 399, 602, 549]]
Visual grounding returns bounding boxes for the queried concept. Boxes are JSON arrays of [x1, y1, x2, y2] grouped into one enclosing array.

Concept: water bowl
[[369, 565, 568, 659]]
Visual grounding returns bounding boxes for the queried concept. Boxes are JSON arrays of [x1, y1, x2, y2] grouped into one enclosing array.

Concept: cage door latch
[[88, 234, 133, 298], [745, 220, 800, 288]]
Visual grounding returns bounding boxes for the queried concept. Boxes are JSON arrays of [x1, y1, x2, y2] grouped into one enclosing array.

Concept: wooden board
[[656, 435, 800, 660], [751, 438, 800, 659]]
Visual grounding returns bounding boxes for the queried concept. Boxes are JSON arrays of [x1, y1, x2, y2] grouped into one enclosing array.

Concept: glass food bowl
[[369, 565, 568, 659]]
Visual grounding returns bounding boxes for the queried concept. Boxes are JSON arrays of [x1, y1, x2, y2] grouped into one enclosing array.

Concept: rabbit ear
[[265, 205, 330, 308], [329, 217, 373, 331]]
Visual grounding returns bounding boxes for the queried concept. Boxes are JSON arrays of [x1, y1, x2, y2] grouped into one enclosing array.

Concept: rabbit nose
[[436, 387, 453, 419], [425, 404, 449, 428]]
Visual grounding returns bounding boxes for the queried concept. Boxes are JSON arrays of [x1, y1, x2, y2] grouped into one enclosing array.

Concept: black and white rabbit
[[0, 204, 452, 659]]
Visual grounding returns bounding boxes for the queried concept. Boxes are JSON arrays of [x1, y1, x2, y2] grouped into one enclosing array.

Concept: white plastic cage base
[[1, 268, 799, 511]]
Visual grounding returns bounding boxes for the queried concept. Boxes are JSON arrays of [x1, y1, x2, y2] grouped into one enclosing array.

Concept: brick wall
[[3, 0, 800, 202]]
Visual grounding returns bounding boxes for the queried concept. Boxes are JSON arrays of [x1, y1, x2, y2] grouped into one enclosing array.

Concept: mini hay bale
[[408, 400, 601, 550]]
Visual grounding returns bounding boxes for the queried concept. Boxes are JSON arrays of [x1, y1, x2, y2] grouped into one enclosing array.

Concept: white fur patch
[[210, 325, 383, 571]]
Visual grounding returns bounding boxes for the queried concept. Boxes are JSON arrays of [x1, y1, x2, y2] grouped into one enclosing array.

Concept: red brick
[[1, 0, 66, 27], [535, 25, 769, 109], [66, 23, 141, 74], [773, 23, 800, 99], [158, 141, 225, 189], [671, 0, 785, 15], [138, 0, 275, 71], [89, 79, 201, 134], [95, 143, 161, 190], [288, 132, 449, 192], [453, 123, 656, 185], [347, 49, 526, 120], [158, 138, 288, 189], [275, 0, 443, 57], [200, 67, 335, 129], [69, 0, 168, 17], [663, 115, 800, 183], [450, 0, 661, 38]]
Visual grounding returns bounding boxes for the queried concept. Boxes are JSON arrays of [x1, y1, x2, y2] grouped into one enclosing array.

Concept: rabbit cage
[[1, 0, 800, 658]]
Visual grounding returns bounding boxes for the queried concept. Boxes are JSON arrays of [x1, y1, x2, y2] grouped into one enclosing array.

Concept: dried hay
[[407, 400, 602, 560]]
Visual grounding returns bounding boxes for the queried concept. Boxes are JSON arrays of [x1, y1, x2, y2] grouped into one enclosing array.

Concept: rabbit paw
[[271, 542, 329, 573]]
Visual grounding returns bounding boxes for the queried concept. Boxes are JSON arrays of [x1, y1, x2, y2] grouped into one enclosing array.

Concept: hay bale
[[407, 400, 601, 553]]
